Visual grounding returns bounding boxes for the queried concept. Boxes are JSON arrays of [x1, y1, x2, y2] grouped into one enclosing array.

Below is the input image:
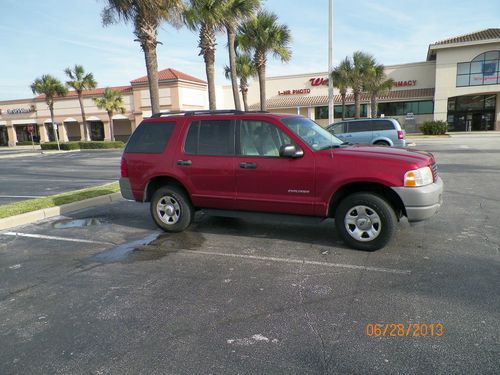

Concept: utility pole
[[328, 0, 334, 124]]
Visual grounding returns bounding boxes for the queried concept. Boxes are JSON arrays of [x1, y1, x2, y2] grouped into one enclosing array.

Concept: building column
[[103, 121, 111, 141], [433, 97, 448, 123], [7, 125, 17, 147], [496, 93, 500, 131], [39, 124, 49, 143], [58, 123, 69, 142], [307, 107, 315, 121]]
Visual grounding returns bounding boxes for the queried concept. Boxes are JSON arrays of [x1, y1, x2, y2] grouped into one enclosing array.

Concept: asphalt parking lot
[[0, 136, 499, 374], [0, 150, 121, 203]]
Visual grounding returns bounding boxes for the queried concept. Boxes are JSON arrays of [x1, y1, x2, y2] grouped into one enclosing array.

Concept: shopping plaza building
[[1, 28, 499, 147]]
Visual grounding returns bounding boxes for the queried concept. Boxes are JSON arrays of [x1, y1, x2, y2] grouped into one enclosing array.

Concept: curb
[[0, 149, 123, 159], [0, 192, 123, 231]]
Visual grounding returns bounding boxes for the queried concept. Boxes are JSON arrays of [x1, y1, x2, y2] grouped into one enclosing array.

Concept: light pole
[[328, 0, 334, 124]]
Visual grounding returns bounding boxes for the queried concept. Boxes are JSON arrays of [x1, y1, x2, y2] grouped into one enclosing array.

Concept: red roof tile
[[431, 28, 500, 46], [249, 88, 435, 110], [35, 85, 132, 100], [130, 68, 206, 84]]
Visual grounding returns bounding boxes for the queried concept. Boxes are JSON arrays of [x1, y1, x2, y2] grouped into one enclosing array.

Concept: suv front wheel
[[335, 193, 396, 251], [151, 186, 194, 232]]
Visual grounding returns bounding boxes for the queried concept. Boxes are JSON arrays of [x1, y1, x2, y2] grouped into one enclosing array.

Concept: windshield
[[281, 116, 343, 150]]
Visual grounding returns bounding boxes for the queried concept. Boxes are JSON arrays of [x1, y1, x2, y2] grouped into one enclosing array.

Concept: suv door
[[235, 119, 315, 215], [344, 120, 373, 144], [175, 119, 236, 209]]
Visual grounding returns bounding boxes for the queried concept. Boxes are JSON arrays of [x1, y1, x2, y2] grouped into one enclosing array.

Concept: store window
[[315, 105, 368, 120], [15, 124, 40, 143], [456, 51, 500, 87], [378, 100, 433, 116]]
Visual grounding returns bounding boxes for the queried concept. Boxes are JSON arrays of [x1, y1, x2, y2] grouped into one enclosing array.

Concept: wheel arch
[[328, 182, 406, 219], [372, 137, 393, 146], [144, 175, 192, 204]]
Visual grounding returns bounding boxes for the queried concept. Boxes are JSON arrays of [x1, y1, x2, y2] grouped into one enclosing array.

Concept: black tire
[[335, 193, 397, 251], [374, 140, 390, 146], [150, 186, 194, 232]]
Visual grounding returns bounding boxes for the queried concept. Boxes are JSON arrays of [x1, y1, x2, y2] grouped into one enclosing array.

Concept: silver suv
[[327, 118, 406, 147]]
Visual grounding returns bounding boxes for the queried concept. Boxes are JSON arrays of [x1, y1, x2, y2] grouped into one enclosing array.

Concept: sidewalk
[[407, 131, 500, 140]]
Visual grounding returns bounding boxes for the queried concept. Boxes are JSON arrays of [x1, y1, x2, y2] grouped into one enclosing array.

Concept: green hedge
[[420, 121, 448, 135], [16, 141, 40, 146], [40, 141, 124, 150]]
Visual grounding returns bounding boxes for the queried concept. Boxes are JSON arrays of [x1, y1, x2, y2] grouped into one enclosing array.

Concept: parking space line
[[2, 232, 113, 245], [182, 250, 411, 274]]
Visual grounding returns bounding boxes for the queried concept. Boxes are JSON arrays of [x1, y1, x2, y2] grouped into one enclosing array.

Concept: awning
[[249, 88, 435, 110]]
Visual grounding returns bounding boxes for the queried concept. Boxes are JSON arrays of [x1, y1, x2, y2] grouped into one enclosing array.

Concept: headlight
[[404, 166, 433, 187]]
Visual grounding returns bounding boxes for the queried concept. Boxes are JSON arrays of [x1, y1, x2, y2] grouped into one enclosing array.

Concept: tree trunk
[[354, 91, 361, 118], [241, 78, 249, 111], [371, 94, 377, 118], [341, 94, 346, 120], [77, 93, 89, 141], [199, 26, 217, 110], [227, 25, 241, 111], [256, 52, 266, 111], [108, 111, 115, 142], [143, 45, 160, 115], [49, 103, 60, 151]]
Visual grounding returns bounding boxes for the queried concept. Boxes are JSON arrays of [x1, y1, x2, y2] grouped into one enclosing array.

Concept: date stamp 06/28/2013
[[365, 323, 444, 337]]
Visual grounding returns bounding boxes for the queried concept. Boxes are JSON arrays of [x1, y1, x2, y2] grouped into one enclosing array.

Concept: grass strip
[[0, 182, 120, 219]]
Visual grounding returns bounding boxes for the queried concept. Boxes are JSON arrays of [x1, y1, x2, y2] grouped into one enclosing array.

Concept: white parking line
[[2, 232, 113, 245], [182, 250, 411, 274]]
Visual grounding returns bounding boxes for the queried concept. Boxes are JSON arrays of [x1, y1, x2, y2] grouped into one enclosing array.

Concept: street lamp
[[328, 0, 334, 125]]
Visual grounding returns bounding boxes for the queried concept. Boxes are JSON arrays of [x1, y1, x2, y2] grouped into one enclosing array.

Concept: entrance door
[[90, 121, 104, 141], [0, 126, 8, 146]]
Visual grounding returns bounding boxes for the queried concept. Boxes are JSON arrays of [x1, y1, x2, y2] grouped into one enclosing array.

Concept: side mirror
[[279, 144, 304, 158]]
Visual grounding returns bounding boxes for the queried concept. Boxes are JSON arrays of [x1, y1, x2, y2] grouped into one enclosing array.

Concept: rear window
[[125, 121, 176, 153], [371, 120, 395, 131]]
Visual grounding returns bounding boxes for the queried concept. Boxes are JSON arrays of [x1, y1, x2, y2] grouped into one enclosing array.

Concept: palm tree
[[93, 88, 126, 142], [64, 64, 97, 141], [222, 0, 260, 111], [101, 0, 184, 115], [184, 0, 226, 110], [236, 10, 292, 111], [224, 53, 257, 111], [330, 57, 351, 120], [30, 75, 67, 150], [364, 64, 394, 118], [349, 51, 376, 118]]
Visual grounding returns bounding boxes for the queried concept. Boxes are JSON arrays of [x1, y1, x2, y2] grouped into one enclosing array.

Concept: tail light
[[397, 130, 404, 140], [120, 158, 128, 177]]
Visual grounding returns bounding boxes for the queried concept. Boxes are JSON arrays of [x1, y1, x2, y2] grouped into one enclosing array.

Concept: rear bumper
[[394, 139, 406, 147], [119, 177, 135, 200], [392, 177, 443, 222]]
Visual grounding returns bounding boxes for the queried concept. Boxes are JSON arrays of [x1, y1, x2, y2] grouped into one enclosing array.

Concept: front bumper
[[392, 177, 443, 222]]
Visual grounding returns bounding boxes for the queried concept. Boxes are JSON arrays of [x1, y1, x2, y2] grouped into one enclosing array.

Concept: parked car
[[327, 118, 406, 147], [120, 111, 442, 251]]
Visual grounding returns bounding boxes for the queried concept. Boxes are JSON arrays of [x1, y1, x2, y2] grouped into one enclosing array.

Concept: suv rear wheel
[[151, 186, 194, 232], [335, 193, 396, 251]]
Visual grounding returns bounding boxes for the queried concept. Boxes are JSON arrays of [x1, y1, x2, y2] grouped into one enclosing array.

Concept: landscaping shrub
[[420, 121, 448, 135], [79, 141, 125, 149], [40, 141, 124, 150]]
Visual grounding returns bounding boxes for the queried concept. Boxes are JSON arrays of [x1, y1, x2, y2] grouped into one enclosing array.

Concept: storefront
[[0, 68, 207, 147], [221, 28, 500, 132]]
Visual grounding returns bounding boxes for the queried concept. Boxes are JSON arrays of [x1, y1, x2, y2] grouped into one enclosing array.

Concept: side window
[[240, 120, 292, 157], [347, 121, 372, 133], [125, 121, 176, 153], [330, 122, 345, 134], [184, 120, 235, 156], [371, 120, 394, 131]]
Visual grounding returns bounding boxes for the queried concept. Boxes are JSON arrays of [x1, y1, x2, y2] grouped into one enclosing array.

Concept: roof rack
[[150, 110, 269, 118]]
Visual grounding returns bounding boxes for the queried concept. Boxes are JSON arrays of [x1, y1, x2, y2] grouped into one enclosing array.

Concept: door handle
[[239, 162, 257, 169], [176, 159, 192, 166]]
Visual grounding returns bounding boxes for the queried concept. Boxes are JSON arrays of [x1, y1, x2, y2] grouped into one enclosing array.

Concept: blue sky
[[0, 0, 499, 100]]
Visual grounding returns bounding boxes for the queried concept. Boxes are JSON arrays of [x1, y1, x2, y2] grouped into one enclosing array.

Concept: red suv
[[120, 111, 443, 251]]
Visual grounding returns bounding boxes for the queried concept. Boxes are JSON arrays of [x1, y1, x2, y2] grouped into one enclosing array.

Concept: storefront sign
[[394, 80, 417, 87], [309, 77, 329, 86], [278, 89, 311, 96], [0, 106, 36, 115]]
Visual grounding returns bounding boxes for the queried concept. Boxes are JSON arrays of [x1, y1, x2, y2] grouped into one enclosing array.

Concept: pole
[[327, 0, 334, 125]]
